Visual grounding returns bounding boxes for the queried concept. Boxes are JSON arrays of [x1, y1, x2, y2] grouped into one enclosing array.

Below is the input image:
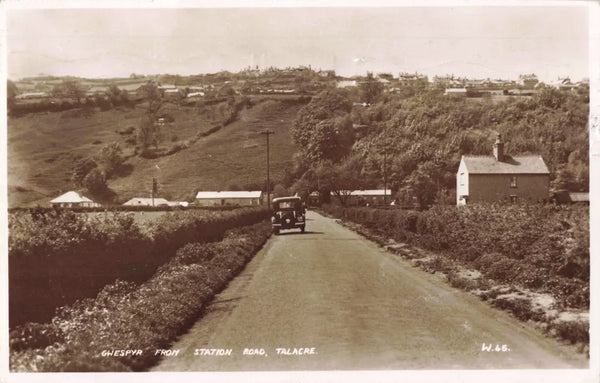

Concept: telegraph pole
[[384, 146, 388, 205], [260, 130, 274, 209]]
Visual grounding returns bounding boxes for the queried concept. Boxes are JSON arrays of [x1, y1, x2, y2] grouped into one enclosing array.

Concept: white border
[[0, 1, 598, 382]]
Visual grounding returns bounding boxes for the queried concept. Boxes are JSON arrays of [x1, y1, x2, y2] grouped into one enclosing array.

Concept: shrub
[[9, 222, 272, 372], [9, 207, 269, 326]]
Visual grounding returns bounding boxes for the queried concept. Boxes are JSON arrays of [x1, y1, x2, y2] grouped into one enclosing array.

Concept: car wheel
[[273, 228, 280, 235], [300, 225, 305, 233]]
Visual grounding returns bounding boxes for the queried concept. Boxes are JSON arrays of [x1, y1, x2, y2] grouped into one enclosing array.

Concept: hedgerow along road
[[153, 210, 586, 371]]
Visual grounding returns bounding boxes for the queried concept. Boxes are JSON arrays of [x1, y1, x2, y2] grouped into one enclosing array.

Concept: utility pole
[[384, 146, 388, 206], [152, 177, 157, 207], [260, 130, 274, 209]]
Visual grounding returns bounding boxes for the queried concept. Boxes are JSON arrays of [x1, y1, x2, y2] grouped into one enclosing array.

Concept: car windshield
[[275, 200, 300, 210]]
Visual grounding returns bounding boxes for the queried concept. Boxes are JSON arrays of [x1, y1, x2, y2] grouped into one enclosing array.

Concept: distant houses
[[456, 134, 550, 205], [50, 191, 100, 208], [195, 191, 264, 206]]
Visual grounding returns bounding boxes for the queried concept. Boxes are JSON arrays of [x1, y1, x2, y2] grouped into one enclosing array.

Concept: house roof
[[50, 191, 94, 204], [569, 192, 589, 202], [462, 155, 550, 174], [333, 190, 392, 196], [195, 191, 263, 199], [123, 197, 170, 206]]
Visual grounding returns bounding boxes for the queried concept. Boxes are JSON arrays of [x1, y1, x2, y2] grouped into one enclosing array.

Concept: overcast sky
[[6, 5, 591, 81]]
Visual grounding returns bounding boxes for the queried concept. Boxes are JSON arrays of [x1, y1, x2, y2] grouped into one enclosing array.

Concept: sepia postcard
[[1, 1, 598, 382]]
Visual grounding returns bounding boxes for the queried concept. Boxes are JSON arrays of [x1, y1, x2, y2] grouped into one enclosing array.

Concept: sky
[[5, 5, 592, 82]]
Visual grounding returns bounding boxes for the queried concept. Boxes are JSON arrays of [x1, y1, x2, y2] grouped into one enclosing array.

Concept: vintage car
[[271, 196, 305, 234]]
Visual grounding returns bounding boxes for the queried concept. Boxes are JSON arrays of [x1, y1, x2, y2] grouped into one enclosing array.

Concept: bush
[[9, 222, 272, 372], [9, 207, 269, 326]]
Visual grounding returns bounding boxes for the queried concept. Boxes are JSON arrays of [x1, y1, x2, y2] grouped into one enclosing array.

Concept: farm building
[[195, 191, 264, 206], [123, 197, 170, 207], [332, 189, 392, 206], [444, 88, 467, 97], [50, 191, 100, 208], [456, 134, 550, 205]]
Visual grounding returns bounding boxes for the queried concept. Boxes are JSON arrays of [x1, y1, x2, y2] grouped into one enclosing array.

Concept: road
[[153, 210, 587, 371]]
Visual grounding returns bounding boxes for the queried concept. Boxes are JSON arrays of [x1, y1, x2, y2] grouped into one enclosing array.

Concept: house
[[444, 88, 468, 97], [163, 89, 181, 100], [456, 134, 550, 205], [331, 189, 392, 206], [519, 74, 539, 89], [50, 191, 100, 208], [195, 191, 263, 206], [123, 197, 170, 207]]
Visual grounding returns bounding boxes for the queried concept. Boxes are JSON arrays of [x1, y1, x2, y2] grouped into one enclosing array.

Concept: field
[[7, 97, 304, 207]]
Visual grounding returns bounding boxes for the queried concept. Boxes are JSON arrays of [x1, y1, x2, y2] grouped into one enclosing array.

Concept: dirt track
[[153, 210, 586, 371]]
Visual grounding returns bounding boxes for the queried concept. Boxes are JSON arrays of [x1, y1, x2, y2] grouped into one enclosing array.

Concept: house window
[[460, 173, 465, 186], [510, 176, 517, 188]]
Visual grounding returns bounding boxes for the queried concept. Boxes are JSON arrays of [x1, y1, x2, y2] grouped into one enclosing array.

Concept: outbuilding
[[123, 197, 170, 207], [195, 191, 263, 206]]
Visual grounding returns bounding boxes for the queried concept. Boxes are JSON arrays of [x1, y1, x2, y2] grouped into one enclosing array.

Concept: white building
[[195, 191, 263, 206], [50, 191, 100, 208], [123, 197, 170, 207]]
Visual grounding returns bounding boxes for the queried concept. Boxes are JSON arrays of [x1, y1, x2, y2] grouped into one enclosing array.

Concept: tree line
[[281, 81, 588, 207]]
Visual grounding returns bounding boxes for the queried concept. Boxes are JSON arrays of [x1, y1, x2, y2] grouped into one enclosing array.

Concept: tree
[[7, 80, 17, 108], [72, 158, 98, 186], [403, 163, 437, 209], [98, 142, 124, 178], [83, 167, 107, 194], [316, 155, 367, 206], [291, 89, 354, 163], [138, 82, 163, 114], [552, 167, 576, 191], [138, 114, 162, 151], [360, 72, 383, 104], [51, 79, 85, 104]]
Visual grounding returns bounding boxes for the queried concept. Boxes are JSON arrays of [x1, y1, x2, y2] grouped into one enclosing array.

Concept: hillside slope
[[7, 98, 303, 207]]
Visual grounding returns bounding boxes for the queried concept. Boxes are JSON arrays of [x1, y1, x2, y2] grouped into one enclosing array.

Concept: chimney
[[493, 134, 504, 162]]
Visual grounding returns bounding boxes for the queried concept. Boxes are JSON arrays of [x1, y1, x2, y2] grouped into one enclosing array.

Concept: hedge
[[10, 222, 272, 372], [9, 207, 269, 326]]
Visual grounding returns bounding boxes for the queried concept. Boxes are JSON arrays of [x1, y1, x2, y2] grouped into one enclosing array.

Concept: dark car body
[[271, 196, 305, 234]]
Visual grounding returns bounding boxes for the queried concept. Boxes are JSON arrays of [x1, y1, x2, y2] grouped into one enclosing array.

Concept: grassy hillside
[[7, 97, 303, 207]]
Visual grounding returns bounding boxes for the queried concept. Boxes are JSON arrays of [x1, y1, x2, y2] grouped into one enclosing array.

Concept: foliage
[[8, 207, 269, 326], [50, 79, 85, 103], [291, 89, 353, 163], [82, 167, 108, 194], [71, 158, 99, 186], [9, 222, 272, 372], [97, 142, 125, 178], [360, 72, 384, 104]]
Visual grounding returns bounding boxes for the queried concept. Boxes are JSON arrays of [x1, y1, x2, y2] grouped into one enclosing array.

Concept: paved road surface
[[153, 211, 586, 371]]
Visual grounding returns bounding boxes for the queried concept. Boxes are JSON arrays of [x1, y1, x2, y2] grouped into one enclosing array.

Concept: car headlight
[[271, 216, 276, 222], [297, 216, 304, 222]]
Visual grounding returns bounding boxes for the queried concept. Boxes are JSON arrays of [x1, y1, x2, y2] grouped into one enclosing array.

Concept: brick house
[[456, 135, 550, 205]]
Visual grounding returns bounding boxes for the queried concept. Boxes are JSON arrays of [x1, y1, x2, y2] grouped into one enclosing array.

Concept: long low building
[[123, 197, 170, 207], [331, 189, 392, 206], [195, 191, 263, 206]]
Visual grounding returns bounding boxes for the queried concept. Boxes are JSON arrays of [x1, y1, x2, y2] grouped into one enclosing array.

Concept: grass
[[8, 97, 303, 207]]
